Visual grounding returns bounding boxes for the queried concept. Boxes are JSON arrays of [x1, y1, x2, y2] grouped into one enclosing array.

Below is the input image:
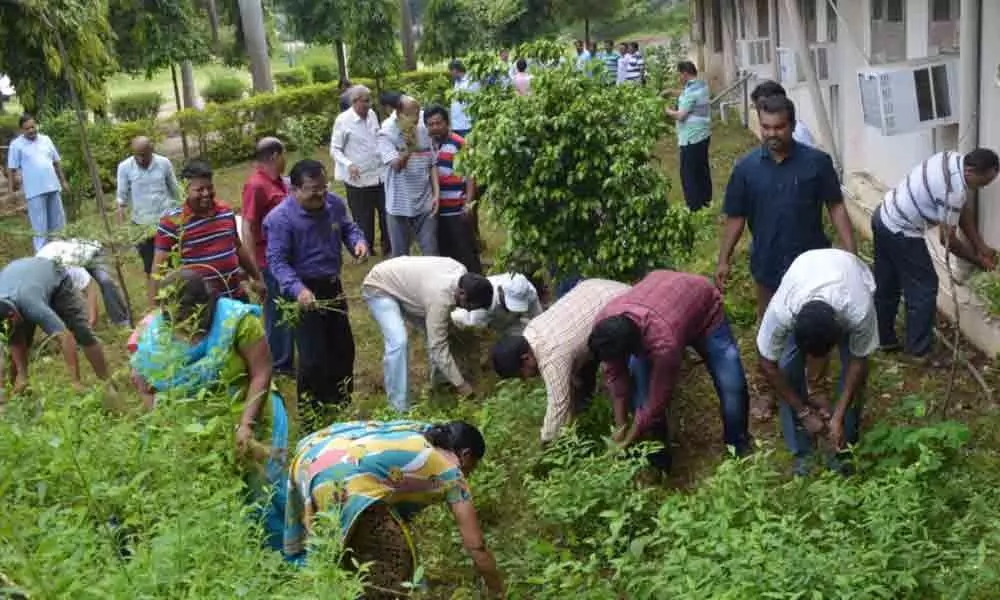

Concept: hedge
[[307, 61, 338, 84], [202, 75, 247, 104], [111, 91, 164, 122], [174, 70, 451, 166]]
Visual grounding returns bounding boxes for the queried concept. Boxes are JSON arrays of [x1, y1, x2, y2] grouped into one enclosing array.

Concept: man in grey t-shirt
[[0, 257, 111, 404]]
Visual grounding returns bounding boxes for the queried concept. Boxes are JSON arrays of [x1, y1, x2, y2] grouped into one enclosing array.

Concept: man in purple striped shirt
[[264, 159, 368, 423]]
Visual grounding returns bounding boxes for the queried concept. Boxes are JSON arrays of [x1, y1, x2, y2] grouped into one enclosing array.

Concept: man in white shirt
[[361, 256, 493, 412], [36, 239, 131, 327], [757, 249, 878, 476], [872, 148, 999, 364], [116, 136, 181, 299], [616, 42, 631, 85], [448, 60, 479, 138], [6, 113, 70, 252], [331, 85, 391, 256], [451, 273, 543, 335], [750, 81, 816, 147]]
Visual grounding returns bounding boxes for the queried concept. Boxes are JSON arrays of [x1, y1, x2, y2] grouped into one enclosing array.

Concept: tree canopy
[[419, 0, 481, 61], [109, 0, 212, 78]]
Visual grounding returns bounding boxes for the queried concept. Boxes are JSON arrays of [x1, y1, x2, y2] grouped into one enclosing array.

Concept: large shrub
[[0, 113, 20, 145], [201, 75, 247, 104], [273, 68, 311, 89], [111, 91, 164, 122], [459, 49, 695, 282]]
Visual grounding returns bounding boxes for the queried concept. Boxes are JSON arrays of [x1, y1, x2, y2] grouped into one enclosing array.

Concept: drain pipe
[[959, 0, 982, 218], [780, 0, 841, 172]]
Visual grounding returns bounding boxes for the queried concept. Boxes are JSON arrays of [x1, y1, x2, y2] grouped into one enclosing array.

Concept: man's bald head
[[131, 136, 154, 167], [255, 136, 286, 174], [400, 95, 420, 119]]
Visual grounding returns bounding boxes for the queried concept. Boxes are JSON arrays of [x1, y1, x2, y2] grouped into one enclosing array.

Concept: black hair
[[629, 42, 639, 51], [18, 113, 35, 127], [491, 335, 531, 378], [588, 315, 641, 362], [676, 61, 698, 76], [750, 80, 788, 104], [424, 421, 486, 459], [159, 269, 216, 335], [793, 300, 841, 357], [0, 298, 17, 322], [180, 158, 213, 181], [379, 90, 402, 110], [448, 60, 466, 73], [255, 138, 284, 162], [516, 58, 527, 72], [965, 148, 1000, 174], [756, 94, 796, 126], [289, 159, 326, 188], [423, 104, 450, 125], [459, 273, 494, 309]]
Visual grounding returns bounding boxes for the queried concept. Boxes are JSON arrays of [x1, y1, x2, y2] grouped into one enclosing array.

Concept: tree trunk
[[238, 0, 274, 93], [400, 0, 417, 70], [585, 18, 590, 46], [206, 0, 221, 52], [171, 64, 191, 159], [181, 60, 197, 109], [335, 40, 349, 86]]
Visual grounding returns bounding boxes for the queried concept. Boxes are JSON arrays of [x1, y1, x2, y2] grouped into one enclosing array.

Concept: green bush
[[273, 68, 311, 89], [307, 61, 339, 84], [111, 92, 164, 122], [0, 113, 20, 145], [201, 75, 247, 105], [175, 71, 449, 167]]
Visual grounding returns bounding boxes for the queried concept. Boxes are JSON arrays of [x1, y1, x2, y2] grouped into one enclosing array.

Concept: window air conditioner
[[776, 43, 836, 87], [736, 38, 772, 75], [857, 55, 960, 136]]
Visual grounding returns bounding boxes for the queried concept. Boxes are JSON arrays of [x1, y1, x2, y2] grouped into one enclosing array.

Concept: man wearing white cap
[[36, 239, 131, 327], [451, 273, 542, 335]]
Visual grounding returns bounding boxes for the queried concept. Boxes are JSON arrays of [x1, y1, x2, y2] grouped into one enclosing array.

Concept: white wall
[[976, 0, 1000, 246]]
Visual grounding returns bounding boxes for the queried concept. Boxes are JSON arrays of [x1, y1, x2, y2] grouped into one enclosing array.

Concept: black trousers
[[679, 137, 712, 211], [438, 214, 483, 274], [345, 184, 390, 255], [871, 207, 938, 356], [296, 277, 355, 424]]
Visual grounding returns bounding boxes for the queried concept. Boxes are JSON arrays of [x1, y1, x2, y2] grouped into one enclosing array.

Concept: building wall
[[976, 1, 1000, 247]]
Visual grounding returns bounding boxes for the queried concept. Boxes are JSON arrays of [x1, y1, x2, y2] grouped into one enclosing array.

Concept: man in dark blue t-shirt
[[716, 95, 855, 422]]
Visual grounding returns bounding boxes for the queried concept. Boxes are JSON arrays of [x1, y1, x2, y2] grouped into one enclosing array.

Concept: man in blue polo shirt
[[716, 94, 855, 422]]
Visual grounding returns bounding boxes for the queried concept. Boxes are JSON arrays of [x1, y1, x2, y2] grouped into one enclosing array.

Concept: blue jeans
[[388, 211, 438, 257], [263, 269, 295, 374], [630, 318, 751, 466], [27, 191, 66, 252], [364, 289, 411, 412], [778, 334, 862, 461]]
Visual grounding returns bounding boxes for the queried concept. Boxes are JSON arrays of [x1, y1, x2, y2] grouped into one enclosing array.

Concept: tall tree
[[109, 0, 211, 78], [346, 0, 402, 88], [419, 0, 481, 61], [238, 0, 274, 93], [271, 0, 351, 85], [399, 0, 417, 70], [467, 0, 558, 47], [553, 0, 623, 44], [0, 0, 116, 115]]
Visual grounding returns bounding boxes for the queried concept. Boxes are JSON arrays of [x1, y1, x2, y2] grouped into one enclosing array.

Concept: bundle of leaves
[[458, 54, 695, 283]]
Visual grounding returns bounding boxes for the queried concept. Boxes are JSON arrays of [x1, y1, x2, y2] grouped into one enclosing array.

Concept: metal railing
[[709, 71, 756, 128]]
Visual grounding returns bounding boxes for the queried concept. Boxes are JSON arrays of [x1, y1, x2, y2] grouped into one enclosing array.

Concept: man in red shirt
[[152, 159, 263, 304], [588, 270, 750, 472], [241, 137, 294, 375]]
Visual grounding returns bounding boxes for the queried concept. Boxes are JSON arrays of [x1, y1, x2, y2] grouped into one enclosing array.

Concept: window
[[798, 0, 818, 42], [913, 64, 953, 122], [712, 0, 724, 52], [871, 0, 906, 64], [826, 0, 838, 42], [928, 0, 960, 54], [756, 0, 770, 37]]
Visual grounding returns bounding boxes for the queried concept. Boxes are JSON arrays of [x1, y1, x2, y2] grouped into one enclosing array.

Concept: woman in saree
[[284, 420, 505, 599], [128, 268, 289, 549]]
